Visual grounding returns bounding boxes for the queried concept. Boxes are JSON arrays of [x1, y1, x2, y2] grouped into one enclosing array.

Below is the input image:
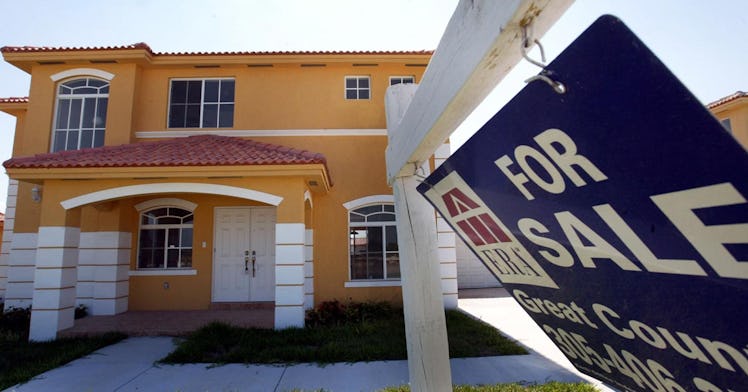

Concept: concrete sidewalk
[[4, 288, 614, 392]]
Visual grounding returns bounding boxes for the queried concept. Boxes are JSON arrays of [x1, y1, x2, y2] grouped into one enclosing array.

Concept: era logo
[[441, 188, 510, 246]]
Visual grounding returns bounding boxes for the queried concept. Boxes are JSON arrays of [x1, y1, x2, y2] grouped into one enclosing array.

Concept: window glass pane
[[385, 225, 399, 251], [204, 80, 219, 102], [171, 81, 187, 104], [69, 99, 82, 129], [202, 104, 218, 128], [218, 104, 234, 127], [220, 80, 235, 102], [359, 78, 369, 88], [82, 98, 96, 128], [183, 214, 194, 224], [181, 228, 193, 248], [167, 228, 180, 248], [100, 85, 109, 94], [367, 226, 383, 253], [167, 249, 179, 268], [140, 229, 165, 248], [187, 81, 202, 103], [56, 100, 70, 129], [88, 79, 106, 88], [366, 253, 384, 279], [180, 249, 192, 268], [74, 87, 97, 94], [345, 78, 357, 88], [169, 208, 191, 217], [138, 249, 161, 268], [383, 205, 394, 213], [404, 77, 414, 84], [80, 130, 93, 149], [93, 130, 105, 147], [66, 130, 79, 150], [359, 90, 370, 100], [350, 228, 368, 279], [66, 79, 86, 88], [368, 212, 395, 222], [353, 205, 381, 216], [350, 214, 364, 222], [95, 98, 107, 127], [158, 216, 182, 225], [148, 208, 168, 218], [59, 85, 71, 94], [53, 131, 67, 152], [386, 253, 400, 279], [185, 104, 201, 127], [169, 105, 186, 128], [346, 90, 357, 99]]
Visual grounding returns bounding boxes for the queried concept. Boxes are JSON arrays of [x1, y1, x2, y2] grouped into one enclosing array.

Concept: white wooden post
[[384, 1, 572, 391], [387, 84, 452, 391]]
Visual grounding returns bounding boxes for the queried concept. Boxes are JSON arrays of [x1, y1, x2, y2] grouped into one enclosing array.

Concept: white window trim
[[346, 199, 400, 283], [344, 75, 371, 100], [137, 206, 194, 270], [389, 75, 415, 85], [167, 78, 235, 129], [135, 198, 197, 212], [342, 194, 394, 210], [129, 269, 197, 276], [51, 77, 110, 152], [50, 68, 115, 82], [345, 280, 401, 288]]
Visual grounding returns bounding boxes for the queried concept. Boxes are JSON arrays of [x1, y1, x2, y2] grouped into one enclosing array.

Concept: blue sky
[[0, 0, 747, 212]]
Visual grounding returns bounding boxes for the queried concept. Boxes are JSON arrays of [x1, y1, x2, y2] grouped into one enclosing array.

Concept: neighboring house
[[0, 43, 462, 340], [708, 90, 748, 149]]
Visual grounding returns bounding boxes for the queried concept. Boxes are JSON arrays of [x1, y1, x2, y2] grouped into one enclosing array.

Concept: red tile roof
[[1, 43, 432, 57], [0, 97, 29, 104], [3, 135, 328, 171], [707, 91, 748, 109]]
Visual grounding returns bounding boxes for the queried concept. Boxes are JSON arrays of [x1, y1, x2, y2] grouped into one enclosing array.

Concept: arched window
[[52, 77, 109, 152], [349, 204, 400, 280], [137, 207, 193, 269]]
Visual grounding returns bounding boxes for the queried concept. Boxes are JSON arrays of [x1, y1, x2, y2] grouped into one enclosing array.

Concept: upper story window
[[168, 79, 235, 128], [389, 76, 415, 85], [138, 207, 194, 269], [52, 78, 109, 152], [345, 76, 370, 100], [349, 204, 400, 280]]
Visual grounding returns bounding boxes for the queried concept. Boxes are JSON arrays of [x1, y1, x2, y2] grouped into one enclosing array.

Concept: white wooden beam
[[386, 83, 452, 392], [386, 0, 574, 182]]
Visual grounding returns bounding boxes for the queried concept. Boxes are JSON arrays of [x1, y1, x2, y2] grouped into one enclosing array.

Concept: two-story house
[[0, 43, 462, 341], [708, 91, 748, 149]]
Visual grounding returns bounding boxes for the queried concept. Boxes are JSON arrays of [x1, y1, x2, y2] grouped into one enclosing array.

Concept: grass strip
[[0, 332, 126, 390], [379, 381, 599, 391], [163, 309, 526, 364]]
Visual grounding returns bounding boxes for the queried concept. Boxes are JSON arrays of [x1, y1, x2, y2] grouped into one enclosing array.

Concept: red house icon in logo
[[441, 187, 511, 247]]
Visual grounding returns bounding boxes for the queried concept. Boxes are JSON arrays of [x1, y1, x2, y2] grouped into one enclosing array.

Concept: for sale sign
[[419, 16, 747, 392]]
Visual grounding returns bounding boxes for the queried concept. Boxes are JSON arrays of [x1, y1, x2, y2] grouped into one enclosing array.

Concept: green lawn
[[379, 382, 599, 391], [0, 306, 126, 390], [163, 304, 527, 364]]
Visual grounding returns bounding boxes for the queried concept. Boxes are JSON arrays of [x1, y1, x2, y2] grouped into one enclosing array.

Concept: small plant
[[74, 304, 88, 319], [305, 300, 397, 327], [0, 306, 31, 339]]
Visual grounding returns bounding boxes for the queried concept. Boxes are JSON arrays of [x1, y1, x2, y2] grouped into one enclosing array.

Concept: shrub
[[0, 307, 31, 338], [306, 300, 399, 327], [74, 304, 88, 319]]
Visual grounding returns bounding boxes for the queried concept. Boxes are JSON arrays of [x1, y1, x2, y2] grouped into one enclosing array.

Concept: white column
[[434, 143, 458, 309], [0, 179, 18, 302], [3, 232, 38, 310], [274, 223, 305, 329], [29, 226, 79, 341], [303, 229, 314, 310], [79, 232, 130, 315]]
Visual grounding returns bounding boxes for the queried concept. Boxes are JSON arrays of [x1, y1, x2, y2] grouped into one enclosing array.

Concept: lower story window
[[138, 207, 193, 269], [349, 204, 400, 280]]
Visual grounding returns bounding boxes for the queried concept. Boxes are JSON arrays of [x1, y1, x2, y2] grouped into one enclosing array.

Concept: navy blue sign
[[419, 15, 747, 392]]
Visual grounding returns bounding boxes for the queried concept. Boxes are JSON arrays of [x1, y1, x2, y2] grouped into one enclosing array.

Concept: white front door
[[213, 207, 276, 302]]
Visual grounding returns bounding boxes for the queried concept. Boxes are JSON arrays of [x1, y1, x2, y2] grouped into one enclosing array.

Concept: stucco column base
[[274, 223, 306, 329]]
